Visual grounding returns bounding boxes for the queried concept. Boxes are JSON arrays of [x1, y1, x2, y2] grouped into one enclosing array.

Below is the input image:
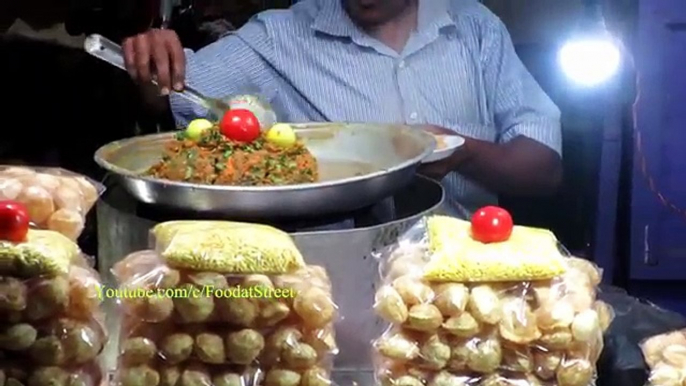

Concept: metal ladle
[[84, 34, 229, 117]]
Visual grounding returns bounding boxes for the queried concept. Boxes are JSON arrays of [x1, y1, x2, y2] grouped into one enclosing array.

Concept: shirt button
[[398, 60, 406, 69], [409, 112, 418, 120]]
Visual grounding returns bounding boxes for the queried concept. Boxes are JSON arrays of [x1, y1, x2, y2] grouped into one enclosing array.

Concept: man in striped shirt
[[123, 0, 562, 217]]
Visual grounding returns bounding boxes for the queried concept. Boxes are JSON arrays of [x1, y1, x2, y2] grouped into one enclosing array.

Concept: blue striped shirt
[[170, 0, 562, 217]]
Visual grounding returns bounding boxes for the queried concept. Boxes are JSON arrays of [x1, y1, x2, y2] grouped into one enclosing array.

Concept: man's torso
[[183, 0, 506, 216], [247, 1, 494, 134]]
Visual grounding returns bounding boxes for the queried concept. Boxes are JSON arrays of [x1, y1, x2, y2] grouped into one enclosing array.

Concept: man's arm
[[170, 18, 279, 126], [452, 135, 562, 195], [441, 17, 563, 196]]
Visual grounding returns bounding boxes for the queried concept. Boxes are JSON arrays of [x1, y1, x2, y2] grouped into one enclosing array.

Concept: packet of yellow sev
[[152, 220, 306, 274], [423, 215, 566, 282], [0, 229, 79, 277]]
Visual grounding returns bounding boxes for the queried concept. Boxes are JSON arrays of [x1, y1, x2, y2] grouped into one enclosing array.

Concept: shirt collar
[[311, 0, 357, 37], [312, 0, 456, 37], [418, 0, 455, 33]]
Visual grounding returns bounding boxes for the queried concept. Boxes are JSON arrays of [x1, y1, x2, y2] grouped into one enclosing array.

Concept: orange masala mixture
[[147, 128, 318, 185]]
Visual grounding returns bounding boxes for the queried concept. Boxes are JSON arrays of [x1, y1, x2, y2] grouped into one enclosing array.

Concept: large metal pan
[[94, 123, 435, 218]]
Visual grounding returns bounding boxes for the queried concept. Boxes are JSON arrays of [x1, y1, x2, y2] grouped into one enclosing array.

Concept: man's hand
[[418, 156, 456, 180], [122, 29, 186, 94], [417, 125, 470, 181]]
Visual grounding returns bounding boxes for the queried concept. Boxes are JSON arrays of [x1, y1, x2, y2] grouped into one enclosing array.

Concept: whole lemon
[[265, 123, 297, 147], [185, 118, 214, 140]]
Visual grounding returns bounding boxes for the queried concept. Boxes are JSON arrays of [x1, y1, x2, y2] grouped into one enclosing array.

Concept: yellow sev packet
[[151, 220, 306, 274], [0, 229, 79, 277], [422, 215, 566, 282]]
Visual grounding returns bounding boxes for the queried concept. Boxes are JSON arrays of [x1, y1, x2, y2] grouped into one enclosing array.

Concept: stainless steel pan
[[94, 123, 435, 218]]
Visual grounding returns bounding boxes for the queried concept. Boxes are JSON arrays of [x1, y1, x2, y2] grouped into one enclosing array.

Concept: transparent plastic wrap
[[112, 221, 338, 386], [151, 221, 306, 274], [0, 166, 104, 240], [225, 93, 278, 131], [0, 231, 107, 386], [0, 361, 104, 386], [372, 211, 614, 386], [641, 329, 686, 386], [595, 288, 686, 386], [0, 229, 80, 277], [0, 263, 104, 323]]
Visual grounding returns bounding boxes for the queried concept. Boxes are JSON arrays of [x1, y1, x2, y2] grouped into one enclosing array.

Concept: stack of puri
[[641, 330, 686, 386], [114, 251, 338, 386], [373, 244, 615, 386], [0, 166, 101, 241], [0, 264, 107, 386]]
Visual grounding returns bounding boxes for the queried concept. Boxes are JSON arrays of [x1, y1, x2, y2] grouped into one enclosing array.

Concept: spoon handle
[[84, 34, 211, 110]]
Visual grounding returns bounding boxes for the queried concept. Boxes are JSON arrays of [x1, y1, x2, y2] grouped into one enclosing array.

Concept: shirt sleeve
[[481, 19, 562, 156], [170, 18, 278, 126]]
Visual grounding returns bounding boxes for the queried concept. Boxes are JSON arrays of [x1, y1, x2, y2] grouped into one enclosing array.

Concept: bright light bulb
[[558, 38, 621, 86]]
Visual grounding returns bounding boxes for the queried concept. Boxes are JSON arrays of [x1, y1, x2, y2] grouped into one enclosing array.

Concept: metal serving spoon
[[84, 34, 229, 118]]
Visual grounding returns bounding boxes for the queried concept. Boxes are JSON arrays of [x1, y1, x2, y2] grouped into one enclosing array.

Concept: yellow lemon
[[186, 118, 214, 140], [266, 123, 297, 147]]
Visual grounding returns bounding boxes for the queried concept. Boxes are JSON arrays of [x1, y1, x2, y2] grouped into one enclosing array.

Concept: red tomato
[[470, 206, 513, 243], [219, 109, 261, 142], [0, 200, 30, 242]]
